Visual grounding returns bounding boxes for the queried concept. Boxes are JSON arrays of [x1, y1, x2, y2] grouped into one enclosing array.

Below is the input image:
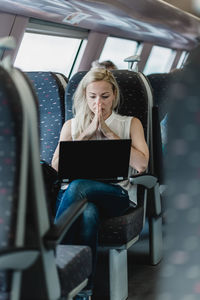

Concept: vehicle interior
[[0, 0, 200, 299]]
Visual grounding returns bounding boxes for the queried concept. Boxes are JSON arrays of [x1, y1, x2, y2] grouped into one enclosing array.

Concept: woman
[[52, 68, 149, 300]]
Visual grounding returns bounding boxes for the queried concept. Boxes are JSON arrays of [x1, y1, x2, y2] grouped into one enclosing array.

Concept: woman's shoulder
[[61, 118, 73, 131], [63, 118, 74, 126], [130, 116, 142, 125], [59, 119, 73, 140], [130, 116, 144, 131]]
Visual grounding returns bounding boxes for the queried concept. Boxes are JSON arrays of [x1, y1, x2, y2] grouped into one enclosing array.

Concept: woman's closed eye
[[102, 95, 109, 99], [89, 95, 109, 100]]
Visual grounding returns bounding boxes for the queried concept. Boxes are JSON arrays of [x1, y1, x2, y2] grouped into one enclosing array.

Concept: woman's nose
[[96, 97, 102, 104]]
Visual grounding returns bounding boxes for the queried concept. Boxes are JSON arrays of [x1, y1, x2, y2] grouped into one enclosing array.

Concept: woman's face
[[86, 80, 115, 119]]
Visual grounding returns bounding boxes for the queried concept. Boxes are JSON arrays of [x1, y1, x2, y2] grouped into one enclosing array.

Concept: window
[[143, 45, 176, 75], [14, 32, 85, 78], [99, 36, 139, 69], [69, 39, 87, 78], [176, 51, 189, 69]]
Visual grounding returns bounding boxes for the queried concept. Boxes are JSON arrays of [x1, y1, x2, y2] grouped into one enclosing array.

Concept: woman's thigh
[[65, 179, 130, 218]]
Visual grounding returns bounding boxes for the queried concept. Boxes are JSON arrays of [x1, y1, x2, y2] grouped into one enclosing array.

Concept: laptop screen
[[58, 139, 131, 183]]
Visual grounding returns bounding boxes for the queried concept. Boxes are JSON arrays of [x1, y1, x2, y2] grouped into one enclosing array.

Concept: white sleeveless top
[[71, 111, 137, 206]]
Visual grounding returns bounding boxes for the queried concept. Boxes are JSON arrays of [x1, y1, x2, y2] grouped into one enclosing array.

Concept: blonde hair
[[72, 68, 120, 139]]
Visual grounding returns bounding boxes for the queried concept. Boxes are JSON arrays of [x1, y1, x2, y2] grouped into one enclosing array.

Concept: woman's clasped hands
[[87, 103, 111, 138]]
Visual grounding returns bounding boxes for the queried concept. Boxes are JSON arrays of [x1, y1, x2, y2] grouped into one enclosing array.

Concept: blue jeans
[[54, 179, 130, 290]]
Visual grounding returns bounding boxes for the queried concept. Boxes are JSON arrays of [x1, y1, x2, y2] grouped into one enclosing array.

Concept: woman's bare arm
[[51, 120, 72, 171], [129, 117, 149, 173]]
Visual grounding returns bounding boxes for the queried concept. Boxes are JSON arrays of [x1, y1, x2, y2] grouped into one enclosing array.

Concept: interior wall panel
[[0, 12, 28, 62], [78, 31, 108, 71]]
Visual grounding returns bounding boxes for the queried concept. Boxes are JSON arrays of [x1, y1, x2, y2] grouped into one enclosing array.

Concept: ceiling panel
[[0, 0, 200, 49]]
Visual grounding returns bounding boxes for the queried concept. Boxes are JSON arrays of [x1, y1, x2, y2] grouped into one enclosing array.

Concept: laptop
[[58, 139, 131, 183]]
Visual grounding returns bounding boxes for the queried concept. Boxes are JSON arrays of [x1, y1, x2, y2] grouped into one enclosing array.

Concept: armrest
[[0, 247, 39, 270], [130, 173, 162, 216], [44, 198, 87, 249], [129, 173, 158, 189]]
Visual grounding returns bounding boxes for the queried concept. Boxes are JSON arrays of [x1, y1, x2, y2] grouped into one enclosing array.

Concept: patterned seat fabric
[[56, 245, 92, 296], [65, 71, 87, 121], [65, 70, 149, 246], [26, 71, 65, 164], [26, 71, 66, 218], [147, 72, 178, 122], [99, 206, 144, 246], [0, 67, 23, 300], [113, 70, 148, 136]]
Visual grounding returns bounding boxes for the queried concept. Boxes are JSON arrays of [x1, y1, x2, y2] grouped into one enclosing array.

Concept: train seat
[[147, 70, 181, 156], [147, 72, 174, 122], [24, 70, 92, 299], [0, 65, 40, 300], [26, 71, 66, 164], [26, 71, 67, 217], [147, 72, 174, 163], [65, 69, 161, 300], [54, 72, 68, 91], [147, 71, 182, 235]]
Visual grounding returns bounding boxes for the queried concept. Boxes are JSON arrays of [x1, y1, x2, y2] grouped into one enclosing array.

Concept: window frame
[[14, 18, 89, 78], [99, 35, 141, 70]]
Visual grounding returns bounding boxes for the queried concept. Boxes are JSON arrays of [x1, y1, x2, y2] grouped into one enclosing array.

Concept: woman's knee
[[67, 179, 89, 196]]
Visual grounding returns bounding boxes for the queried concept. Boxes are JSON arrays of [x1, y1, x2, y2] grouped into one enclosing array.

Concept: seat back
[[113, 70, 149, 137], [65, 69, 152, 175], [147, 72, 175, 122], [0, 66, 29, 300], [65, 71, 87, 121], [113, 70, 154, 176], [53, 72, 68, 90], [147, 71, 181, 180], [26, 71, 66, 164], [158, 46, 200, 297]]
